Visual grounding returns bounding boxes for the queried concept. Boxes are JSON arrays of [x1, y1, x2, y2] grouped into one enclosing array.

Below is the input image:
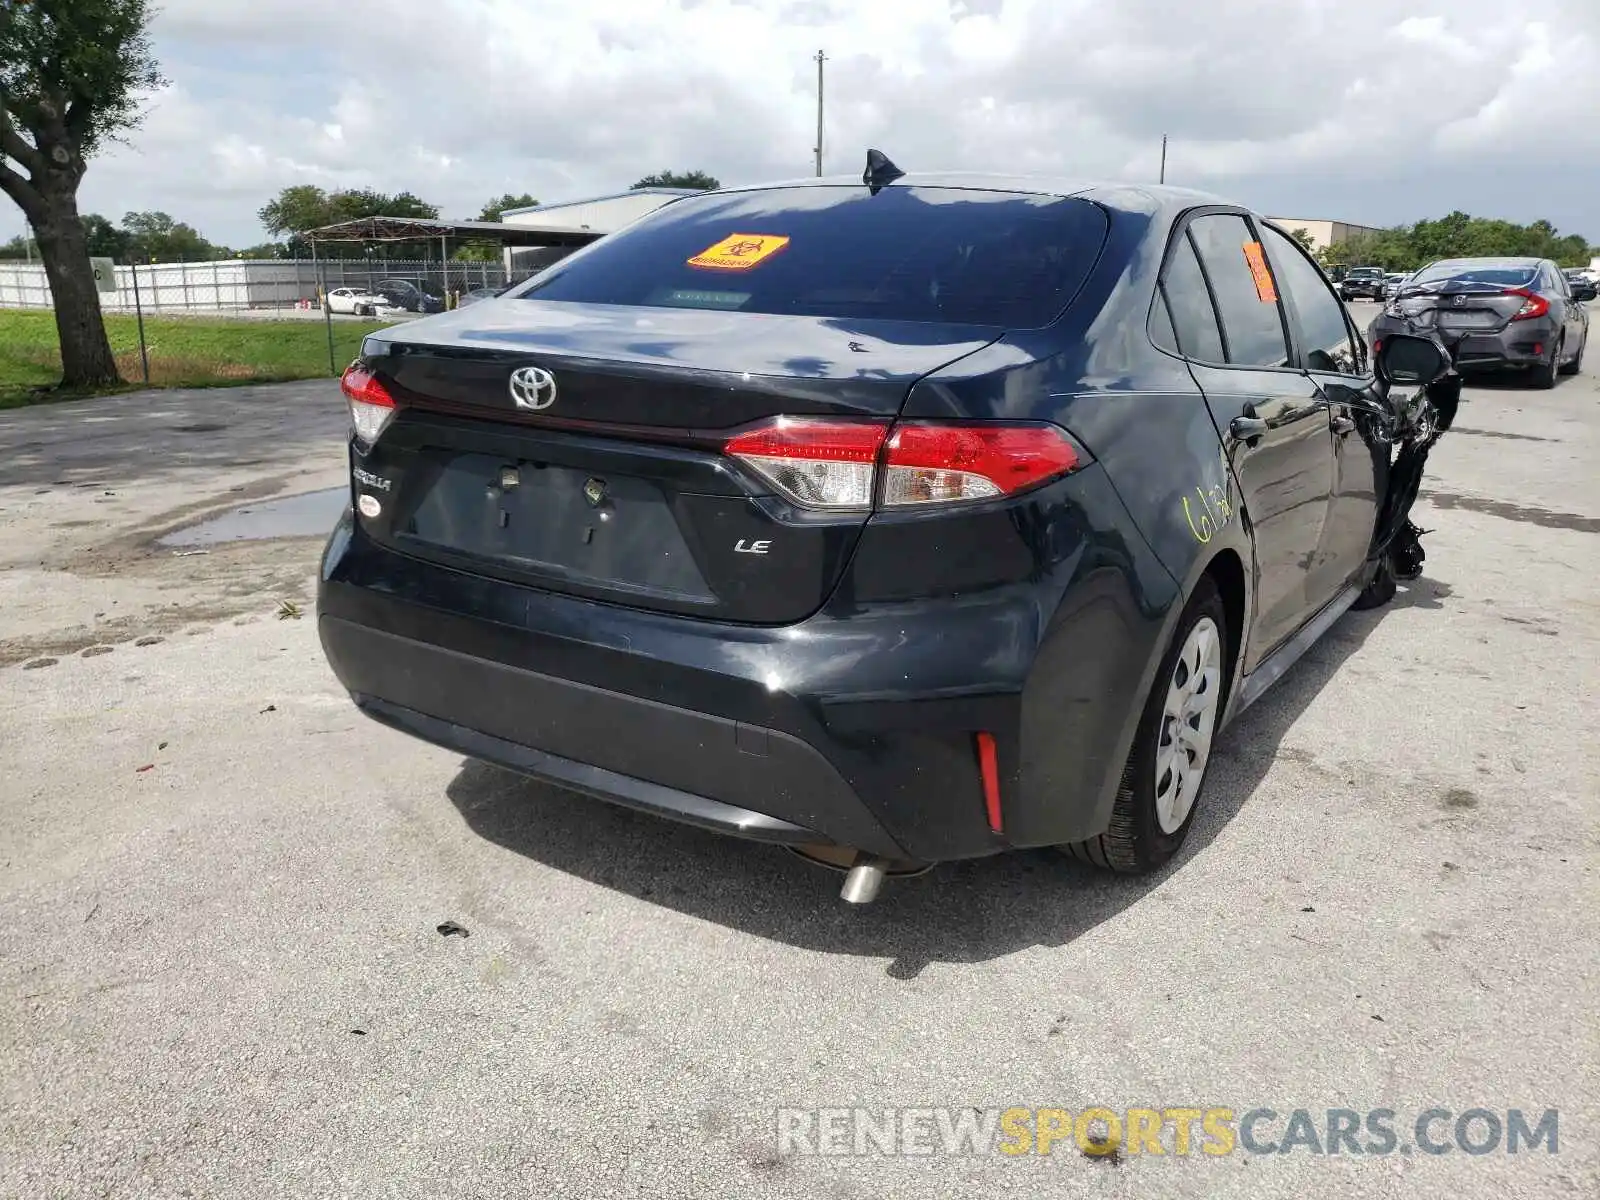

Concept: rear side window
[[516, 186, 1111, 328], [1187, 214, 1290, 368], [1149, 290, 1180, 355], [1160, 234, 1226, 363], [1260, 225, 1361, 375]]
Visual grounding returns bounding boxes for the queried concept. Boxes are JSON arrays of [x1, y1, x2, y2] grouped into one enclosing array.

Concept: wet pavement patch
[[1423, 490, 1600, 534], [159, 488, 347, 548], [1449, 427, 1558, 443]]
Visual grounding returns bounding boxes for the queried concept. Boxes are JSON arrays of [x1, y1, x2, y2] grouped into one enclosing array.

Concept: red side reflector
[[975, 732, 1002, 833]]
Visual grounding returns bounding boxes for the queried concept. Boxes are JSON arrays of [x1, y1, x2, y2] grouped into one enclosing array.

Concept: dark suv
[[1338, 267, 1387, 301], [374, 278, 445, 314]]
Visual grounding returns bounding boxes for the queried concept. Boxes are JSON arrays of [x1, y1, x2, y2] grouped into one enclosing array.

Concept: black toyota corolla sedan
[[318, 163, 1443, 903]]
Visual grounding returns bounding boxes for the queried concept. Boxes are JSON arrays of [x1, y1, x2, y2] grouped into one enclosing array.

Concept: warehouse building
[[1264, 217, 1384, 254], [500, 188, 700, 276]]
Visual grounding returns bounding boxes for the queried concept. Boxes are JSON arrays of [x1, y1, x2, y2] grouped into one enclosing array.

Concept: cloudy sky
[[16, 0, 1600, 248]]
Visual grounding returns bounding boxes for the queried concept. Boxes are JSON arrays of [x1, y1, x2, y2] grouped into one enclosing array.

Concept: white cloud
[[27, 0, 1598, 248]]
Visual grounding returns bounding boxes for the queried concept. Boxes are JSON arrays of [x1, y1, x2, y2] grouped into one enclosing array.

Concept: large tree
[[1, 0, 164, 387], [632, 170, 720, 191], [258, 184, 440, 257]]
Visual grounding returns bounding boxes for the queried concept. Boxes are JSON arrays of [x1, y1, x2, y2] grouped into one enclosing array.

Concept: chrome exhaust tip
[[840, 856, 892, 905], [788, 845, 931, 904]]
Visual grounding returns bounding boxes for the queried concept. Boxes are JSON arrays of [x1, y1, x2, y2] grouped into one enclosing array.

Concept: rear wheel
[[1529, 337, 1560, 389], [1064, 577, 1229, 873], [1559, 331, 1583, 376]]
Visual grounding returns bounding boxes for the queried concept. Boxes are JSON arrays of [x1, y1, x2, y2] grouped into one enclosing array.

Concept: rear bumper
[[316, 481, 1172, 863], [1371, 315, 1557, 369], [317, 517, 1021, 862], [343, 649, 867, 851]]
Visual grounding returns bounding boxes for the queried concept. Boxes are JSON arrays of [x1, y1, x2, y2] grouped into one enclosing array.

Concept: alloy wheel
[[1154, 615, 1223, 834]]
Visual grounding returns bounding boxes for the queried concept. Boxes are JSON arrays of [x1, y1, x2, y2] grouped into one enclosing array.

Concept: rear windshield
[[1410, 262, 1537, 288], [513, 186, 1110, 328]]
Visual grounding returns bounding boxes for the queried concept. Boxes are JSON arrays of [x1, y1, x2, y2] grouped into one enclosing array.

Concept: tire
[[1352, 555, 1397, 610], [1559, 331, 1583, 376], [1064, 577, 1231, 874], [1529, 338, 1560, 389]]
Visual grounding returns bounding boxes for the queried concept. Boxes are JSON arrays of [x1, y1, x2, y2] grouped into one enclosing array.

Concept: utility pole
[[1159, 135, 1168, 185], [814, 50, 827, 177]]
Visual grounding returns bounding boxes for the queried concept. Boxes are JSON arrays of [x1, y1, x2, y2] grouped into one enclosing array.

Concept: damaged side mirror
[[1375, 333, 1451, 388]]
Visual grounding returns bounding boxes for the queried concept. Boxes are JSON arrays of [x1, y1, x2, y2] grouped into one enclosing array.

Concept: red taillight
[[883, 423, 1079, 507], [723, 418, 1080, 511], [722, 418, 888, 509], [975, 732, 1002, 833], [340, 362, 397, 444], [1507, 288, 1550, 322]]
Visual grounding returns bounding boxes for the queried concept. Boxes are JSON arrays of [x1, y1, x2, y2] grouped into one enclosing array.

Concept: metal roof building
[[499, 188, 701, 234], [499, 188, 702, 277]]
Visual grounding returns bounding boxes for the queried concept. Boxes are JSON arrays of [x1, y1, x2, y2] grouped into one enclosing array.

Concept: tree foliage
[[632, 170, 720, 191], [1287, 227, 1316, 253], [1319, 212, 1595, 272], [257, 185, 441, 256], [476, 192, 539, 223], [0, 0, 167, 386], [4, 209, 233, 263], [121, 210, 230, 261]]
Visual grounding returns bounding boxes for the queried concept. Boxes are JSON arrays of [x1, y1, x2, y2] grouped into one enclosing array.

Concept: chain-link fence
[[0, 258, 513, 313]]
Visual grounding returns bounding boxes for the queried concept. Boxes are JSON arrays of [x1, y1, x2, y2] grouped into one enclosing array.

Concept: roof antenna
[[863, 149, 904, 195]]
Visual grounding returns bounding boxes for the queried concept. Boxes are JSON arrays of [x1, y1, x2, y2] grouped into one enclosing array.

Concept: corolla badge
[[508, 365, 557, 410]]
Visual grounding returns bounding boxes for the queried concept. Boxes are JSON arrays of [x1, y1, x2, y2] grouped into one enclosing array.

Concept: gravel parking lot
[[2, 313, 1596, 1198]]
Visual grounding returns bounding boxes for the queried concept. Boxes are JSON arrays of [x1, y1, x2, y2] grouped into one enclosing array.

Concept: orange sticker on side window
[[687, 233, 790, 271], [1242, 241, 1278, 304]]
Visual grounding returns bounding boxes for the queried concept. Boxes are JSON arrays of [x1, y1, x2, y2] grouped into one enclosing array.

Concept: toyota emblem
[[508, 365, 557, 410]]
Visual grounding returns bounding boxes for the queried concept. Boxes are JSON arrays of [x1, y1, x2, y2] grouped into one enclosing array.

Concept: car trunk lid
[[351, 302, 1002, 624], [1392, 280, 1536, 332]]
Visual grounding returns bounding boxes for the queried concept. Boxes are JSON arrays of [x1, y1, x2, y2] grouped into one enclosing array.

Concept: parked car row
[[325, 279, 455, 317]]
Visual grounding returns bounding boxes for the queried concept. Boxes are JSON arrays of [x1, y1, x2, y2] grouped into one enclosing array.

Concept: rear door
[[1166, 212, 1335, 669], [350, 184, 1112, 626]]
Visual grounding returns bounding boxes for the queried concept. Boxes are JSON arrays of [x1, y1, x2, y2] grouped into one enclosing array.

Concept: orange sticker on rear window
[[687, 233, 790, 272], [1243, 241, 1278, 304]]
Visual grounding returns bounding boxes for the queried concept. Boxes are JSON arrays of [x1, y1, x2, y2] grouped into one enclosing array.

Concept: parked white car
[[325, 287, 391, 317]]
